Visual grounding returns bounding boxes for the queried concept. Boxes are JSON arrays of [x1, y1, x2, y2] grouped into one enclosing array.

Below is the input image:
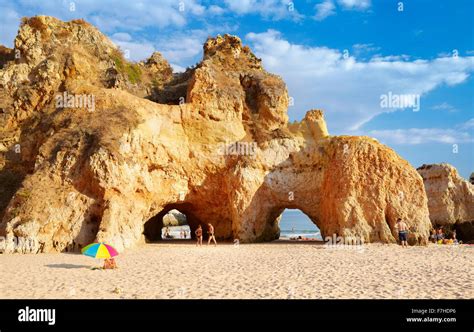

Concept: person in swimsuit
[[395, 218, 408, 247], [436, 228, 445, 244], [164, 226, 171, 239], [451, 230, 459, 244], [429, 229, 437, 243], [207, 223, 217, 246], [195, 225, 203, 246]]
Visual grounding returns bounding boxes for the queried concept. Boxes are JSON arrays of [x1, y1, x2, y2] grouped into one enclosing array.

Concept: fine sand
[[0, 242, 472, 299]]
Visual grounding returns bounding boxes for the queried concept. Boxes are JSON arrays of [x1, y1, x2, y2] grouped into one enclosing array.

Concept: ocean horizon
[[279, 209, 322, 240]]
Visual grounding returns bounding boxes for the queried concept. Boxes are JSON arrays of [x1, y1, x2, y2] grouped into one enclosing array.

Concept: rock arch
[[0, 17, 432, 253], [143, 203, 201, 242]]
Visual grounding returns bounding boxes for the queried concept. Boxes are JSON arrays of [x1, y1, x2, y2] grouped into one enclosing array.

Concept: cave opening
[[143, 203, 199, 242], [277, 209, 322, 242]]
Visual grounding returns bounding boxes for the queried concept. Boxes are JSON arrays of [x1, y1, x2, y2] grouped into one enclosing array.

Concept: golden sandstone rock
[[0, 16, 433, 253], [418, 163, 474, 242]]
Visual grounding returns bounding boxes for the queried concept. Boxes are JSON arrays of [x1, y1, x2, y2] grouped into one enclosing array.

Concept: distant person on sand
[[164, 226, 171, 239], [430, 229, 437, 243], [195, 225, 203, 246], [395, 218, 408, 247], [207, 223, 217, 246], [290, 235, 311, 241], [451, 230, 460, 244], [435, 228, 445, 244]]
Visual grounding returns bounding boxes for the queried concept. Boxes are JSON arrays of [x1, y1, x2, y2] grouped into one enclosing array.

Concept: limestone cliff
[[418, 163, 474, 241], [0, 16, 432, 253]]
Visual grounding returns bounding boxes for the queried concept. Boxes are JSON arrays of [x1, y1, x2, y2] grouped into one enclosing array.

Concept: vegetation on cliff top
[[111, 49, 142, 84]]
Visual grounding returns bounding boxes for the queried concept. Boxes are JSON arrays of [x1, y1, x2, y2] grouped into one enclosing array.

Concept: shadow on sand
[[45, 263, 91, 269]]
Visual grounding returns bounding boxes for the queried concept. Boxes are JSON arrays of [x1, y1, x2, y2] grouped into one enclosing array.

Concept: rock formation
[[0, 16, 432, 253], [418, 164, 474, 242], [162, 210, 187, 227]]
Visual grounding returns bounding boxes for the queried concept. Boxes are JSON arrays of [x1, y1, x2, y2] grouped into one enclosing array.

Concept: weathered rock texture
[[162, 210, 187, 226], [0, 16, 432, 253], [418, 163, 474, 241]]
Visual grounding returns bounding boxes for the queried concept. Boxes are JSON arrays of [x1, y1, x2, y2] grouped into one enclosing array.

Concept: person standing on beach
[[395, 218, 408, 247], [207, 223, 217, 246], [164, 226, 171, 239], [195, 225, 203, 246]]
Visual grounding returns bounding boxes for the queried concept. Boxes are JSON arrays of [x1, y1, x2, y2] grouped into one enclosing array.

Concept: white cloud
[[314, 1, 336, 21], [170, 63, 186, 73], [431, 102, 457, 113], [155, 30, 208, 65], [337, 0, 371, 10], [245, 30, 474, 133], [460, 118, 474, 130], [184, 0, 207, 16], [73, 0, 191, 31], [111, 34, 155, 62], [352, 43, 381, 59], [370, 54, 411, 62], [223, 0, 254, 13], [208, 5, 226, 15], [314, 0, 371, 21], [111, 32, 133, 42], [368, 128, 473, 145]]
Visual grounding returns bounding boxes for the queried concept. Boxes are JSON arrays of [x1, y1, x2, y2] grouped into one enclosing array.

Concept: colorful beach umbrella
[[81, 242, 118, 259]]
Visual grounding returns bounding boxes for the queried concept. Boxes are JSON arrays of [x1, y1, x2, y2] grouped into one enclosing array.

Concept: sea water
[[279, 209, 322, 240], [161, 225, 191, 239]]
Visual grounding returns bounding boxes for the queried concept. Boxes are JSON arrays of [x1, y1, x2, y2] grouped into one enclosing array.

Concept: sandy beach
[[0, 242, 472, 299]]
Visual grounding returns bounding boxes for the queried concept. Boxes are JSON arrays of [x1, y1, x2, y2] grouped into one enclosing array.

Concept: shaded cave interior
[[143, 203, 325, 244]]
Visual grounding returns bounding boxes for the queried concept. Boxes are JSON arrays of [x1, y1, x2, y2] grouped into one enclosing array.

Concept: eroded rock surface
[[418, 163, 474, 241], [0, 16, 432, 253]]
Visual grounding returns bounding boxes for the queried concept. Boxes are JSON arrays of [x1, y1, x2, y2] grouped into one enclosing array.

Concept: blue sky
[[1, 0, 473, 178]]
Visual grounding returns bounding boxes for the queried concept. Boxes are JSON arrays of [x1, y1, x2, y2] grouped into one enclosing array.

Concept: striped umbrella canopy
[[81, 242, 118, 259]]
